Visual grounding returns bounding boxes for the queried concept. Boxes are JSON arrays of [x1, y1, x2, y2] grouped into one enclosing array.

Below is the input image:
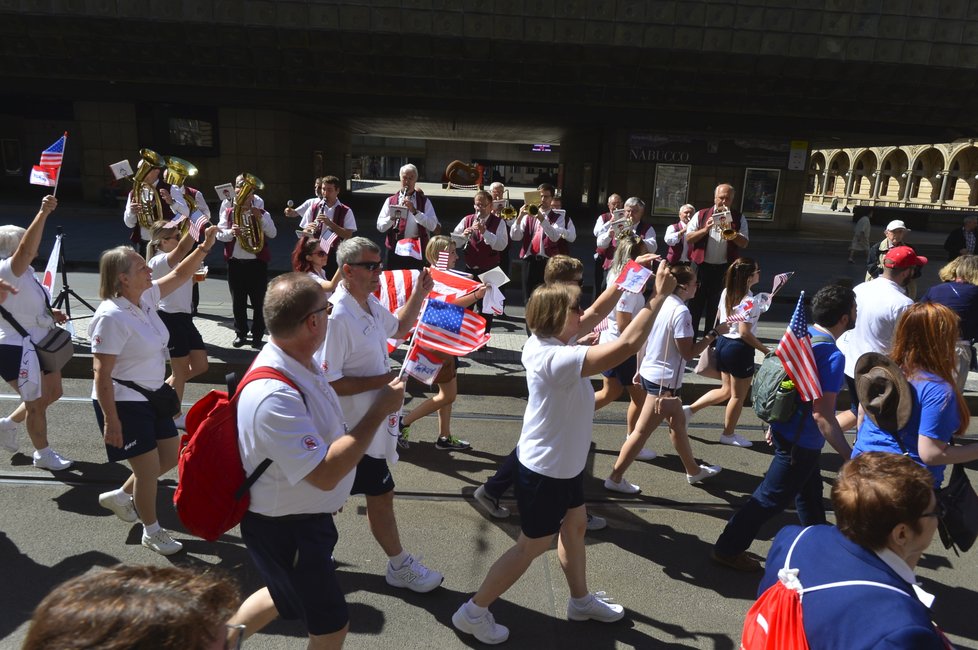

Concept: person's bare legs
[[594, 377, 624, 411], [688, 372, 733, 414], [229, 588, 279, 640], [557, 505, 589, 598], [365, 491, 402, 556], [722, 376, 753, 437], [609, 396, 667, 483], [12, 372, 62, 451], [471, 533, 554, 608]]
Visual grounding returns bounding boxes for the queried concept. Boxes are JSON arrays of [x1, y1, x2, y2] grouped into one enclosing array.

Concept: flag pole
[[398, 298, 429, 380], [52, 132, 68, 197]]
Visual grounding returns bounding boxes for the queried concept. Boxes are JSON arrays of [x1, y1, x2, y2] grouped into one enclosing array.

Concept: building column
[[822, 170, 831, 204], [902, 172, 914, 203], [938, 171, 950, 205], [871, 170, 882, 201]]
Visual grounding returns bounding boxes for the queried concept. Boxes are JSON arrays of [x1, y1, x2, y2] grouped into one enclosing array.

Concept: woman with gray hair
[[0, 195, 72, 470], [91, 225, 217, 556]]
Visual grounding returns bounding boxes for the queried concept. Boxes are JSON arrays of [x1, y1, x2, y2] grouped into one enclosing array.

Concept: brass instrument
[[232, 173, 266, 255], [500, 190, 518, 221], [713, 207, 738, 241], [164, 156, 199, 237], [131, 148, 166, 230], [523, 190, 542, 218], [609, 212, 633, 241]]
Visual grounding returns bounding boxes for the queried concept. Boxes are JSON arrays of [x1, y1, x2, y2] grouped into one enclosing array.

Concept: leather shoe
[[710, 550, 762, 572], [251, 336, 265, 350], [232, 336, 247, 348]]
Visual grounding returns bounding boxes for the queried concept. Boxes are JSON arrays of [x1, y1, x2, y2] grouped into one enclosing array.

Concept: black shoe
[[251, 337, 265, 350], [435, 436, 472, 451], [232, 336, 247, 348]]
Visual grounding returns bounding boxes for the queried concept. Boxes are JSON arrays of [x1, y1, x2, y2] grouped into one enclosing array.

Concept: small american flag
[[771, 272, 794, 296], [415, 298, 490, 356], [775, 292, 822, 402], [39, 134, 66, 168], [30, 133, 67, 187], [188, 211, 210, 241], [320, 229, 339, 255], [435, 251, 451, 270]]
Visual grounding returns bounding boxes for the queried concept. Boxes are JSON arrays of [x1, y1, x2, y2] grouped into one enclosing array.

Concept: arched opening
[[851, 150, 877, 198], [909, 148, 946, 203], [946, 146, 978, 207], [878, 149, 909, 201], [808, 152, 826, 194], [826, 151, 850, 197]]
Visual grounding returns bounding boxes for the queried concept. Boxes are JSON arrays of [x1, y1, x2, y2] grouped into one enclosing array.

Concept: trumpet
[[713, 207, 738, 241], [232, 173, 265, 255], [609, 215, 633, 241], [131, 148, 166, 230], [500, 190, 518, 221]]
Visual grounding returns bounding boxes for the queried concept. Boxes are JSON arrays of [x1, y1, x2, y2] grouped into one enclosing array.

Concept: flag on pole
[[429, 268, 480, 302], [435, 251, 451, 270], [188, 212, 210, 241], [614, 260, 653, 294], [30, 135, 66, 187], [775, 292, 822, 402], [40, 234, 62, 299], [415, 298, 490, 356], [320, 229, 339, 255], [771, 272, 794, 296], [30, 166, 58, 187], [401, 345, 445, 385], [394, 238, 422, 260], [374, 270, 420, 314]]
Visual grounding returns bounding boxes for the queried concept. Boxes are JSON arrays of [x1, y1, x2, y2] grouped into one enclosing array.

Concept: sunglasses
[[303, 303, 333, 321], [312, 250, 328, 257], [348, 261, 384, 271]]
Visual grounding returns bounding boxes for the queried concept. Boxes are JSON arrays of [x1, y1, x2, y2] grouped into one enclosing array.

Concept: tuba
[[131, 148, 166, 230], [232, 173, 265, 255], [713, 207, 738, 241], [164, 156, 199, 236]]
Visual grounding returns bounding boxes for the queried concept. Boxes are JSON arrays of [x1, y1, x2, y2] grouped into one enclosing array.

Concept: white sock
[[388, 550, 410, 569], [143, 521, 161, 536], [571, 594, 593, 608], [464, 599, 488, 619], [110, 488, 130, 504], [34, 446, 50, 456]]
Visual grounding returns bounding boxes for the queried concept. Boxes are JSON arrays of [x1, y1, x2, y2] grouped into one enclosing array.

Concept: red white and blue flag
[[394, 238, 422, 260], [771, 271, 794, 296], [30, 134, 66, 187], [415, 298, 490, 356], [435, 251, 451, 270], [188, 212, 210, 241], [775, 292, 822, 402], [401, 345, 444, 385]]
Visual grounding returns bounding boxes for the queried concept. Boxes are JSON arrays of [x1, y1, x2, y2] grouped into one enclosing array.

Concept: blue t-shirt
[[770, 327, 845, 450], [920, 281, 978, 342], [852, 371, 959, 487]]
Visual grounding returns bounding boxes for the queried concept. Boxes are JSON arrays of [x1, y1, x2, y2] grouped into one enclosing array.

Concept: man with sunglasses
[[318, 237, 446, 595]]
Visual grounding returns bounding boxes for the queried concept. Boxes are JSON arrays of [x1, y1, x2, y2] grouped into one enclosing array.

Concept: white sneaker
[[687, 464, 722, 485], [586, 513, 607, 531], [567, 592, 625, 622], [473, 484, 510, 519], [682, 405, 693, 426], [141, 528, 183, 556], [719, 433, 753, 448], [173, 413, 186, 430], [0, 426, 17, 453], [386, 554, 443, 593], [604, 477, 641, 494], [32, 448, 72, 471], [452, 604, 510, 645], [99, 490, 138, 523]]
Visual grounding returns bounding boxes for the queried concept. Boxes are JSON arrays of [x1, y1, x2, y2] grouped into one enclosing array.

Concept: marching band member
[[284, 176, 323, 221], [489, 182, 512, 284], [592, 194, 623, 297], [510, 183, 576, 304], [216, 174, 277, 349], [377, 164, 437, 271], [595, 197, 656, 287], [664, 203, 695, 264], [452, 190, 508, 331], [123, 166, 186, 258], [297, 175, 356, 278]]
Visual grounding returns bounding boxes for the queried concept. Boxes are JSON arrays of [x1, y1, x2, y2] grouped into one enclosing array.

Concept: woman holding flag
[[399, 236, 486, 451], [452, 262, 675, 645], [687, 257, 768, 448], [146, 219, 210, 430], [0, 195, 72, 470]]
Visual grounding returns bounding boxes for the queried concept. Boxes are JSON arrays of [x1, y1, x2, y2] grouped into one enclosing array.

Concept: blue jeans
[[714, 431, 826, 557]]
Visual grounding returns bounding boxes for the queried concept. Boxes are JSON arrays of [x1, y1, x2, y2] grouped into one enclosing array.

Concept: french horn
[[232, 173, 265, 255], [131, 148, 165, 230]]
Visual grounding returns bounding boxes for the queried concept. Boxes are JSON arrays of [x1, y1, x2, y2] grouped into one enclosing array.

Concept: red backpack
[[173, 366, 301, 542]]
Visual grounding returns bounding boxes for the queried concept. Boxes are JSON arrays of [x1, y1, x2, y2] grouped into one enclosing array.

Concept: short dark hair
[[321, 175, 341, 190], [811, 284, 855, 328], [537, 183, 555, 197]]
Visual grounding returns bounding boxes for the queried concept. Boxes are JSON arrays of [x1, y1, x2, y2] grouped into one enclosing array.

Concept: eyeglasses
[[303, 303, 333, 321], [348, 261, 384, 271], [225, 623, 246, 649]]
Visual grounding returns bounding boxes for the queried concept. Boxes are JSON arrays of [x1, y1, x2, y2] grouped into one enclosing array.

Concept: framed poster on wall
[[741, 168, 780, 221], [651, 164, 690, 216]]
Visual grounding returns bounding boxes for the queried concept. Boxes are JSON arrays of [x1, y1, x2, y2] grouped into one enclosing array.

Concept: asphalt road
[[2, 380, 978, 649]]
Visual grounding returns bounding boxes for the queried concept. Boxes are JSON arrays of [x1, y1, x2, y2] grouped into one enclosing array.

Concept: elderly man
[[377, 164, 438, 271], [595, 196, 657, 283], [319, 237, 444, 594], [511, 183, 576, 303], [686, 184, 749, 337], [230, 273, 406, 647], [664, 203, 696, 264], [592, 193, 623, 296], [943, 215, 978, 261]]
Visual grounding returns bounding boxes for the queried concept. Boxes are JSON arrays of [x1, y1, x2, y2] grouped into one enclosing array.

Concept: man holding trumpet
[[685, 183, 750, 338], [594, 196, 657, 288], [510, 183, 576, 303]]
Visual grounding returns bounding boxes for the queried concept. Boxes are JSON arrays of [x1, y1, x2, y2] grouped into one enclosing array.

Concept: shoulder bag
[[0, 303, 73, 373]]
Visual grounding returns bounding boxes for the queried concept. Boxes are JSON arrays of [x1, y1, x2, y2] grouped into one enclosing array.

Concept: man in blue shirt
[[711, 284, 856, 572]]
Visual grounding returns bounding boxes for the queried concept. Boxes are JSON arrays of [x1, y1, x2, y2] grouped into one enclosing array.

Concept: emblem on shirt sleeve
[[93, 335, 101, 345], [301, 435, 320, 451]]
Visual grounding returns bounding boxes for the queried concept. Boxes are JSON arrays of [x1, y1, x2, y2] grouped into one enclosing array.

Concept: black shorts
[[240, 512, 348, 636], [350, 455, 396, 496], [92, 400, 178, 462], [515, 461, 585, 539], [715, 335, 756, 379], [158, 311, 205, 358], [601, 353, 637, 385], [846, 375, 859, 414], [0, 343, 52, 382]]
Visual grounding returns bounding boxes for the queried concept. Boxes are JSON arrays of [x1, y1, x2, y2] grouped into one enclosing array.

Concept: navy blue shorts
[[639, 376, 678, 396], [158, 311, 205, 358], [846, 375, 859, 414], [601, 353, 637, 385], [93, 400, 178, 462], [240, 512, 348, 636], [0, 343, 52, 382], [350, 455, 395, 496], [515, 461, 585, 539], [715, 335, 756, 378]]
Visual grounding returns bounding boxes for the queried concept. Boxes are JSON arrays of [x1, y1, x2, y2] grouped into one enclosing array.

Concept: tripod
[[51, 226, 96, 321]]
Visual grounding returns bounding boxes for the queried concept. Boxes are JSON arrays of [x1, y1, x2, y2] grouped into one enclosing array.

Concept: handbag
[[115, 379, 181, 419], [937, 461, 978, 554], [694, 342, 721, 380], [0, 303, 73, 373]]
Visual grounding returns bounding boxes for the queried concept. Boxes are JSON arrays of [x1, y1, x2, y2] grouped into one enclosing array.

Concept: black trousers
[[688, 261, 727, 338], [227, 258, 268, 340], [465, 265, 495, 332], [521, 256, 547, 306]]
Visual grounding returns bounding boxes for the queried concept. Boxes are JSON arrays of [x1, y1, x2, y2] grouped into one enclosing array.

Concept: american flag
[[39, 134, 66, 168], [771, 272, 794, 296], [435, 251, 451, 270], [415, 298, 490, 356], [188, 211, 210, 241], [320, 229, 339, 255], [775, 292, 822, 402]]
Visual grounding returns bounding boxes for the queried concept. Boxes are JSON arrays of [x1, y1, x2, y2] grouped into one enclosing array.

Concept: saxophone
[[164, 156, 199, 237], [131, 149, 165, 230], [232, 173, 265, 255]]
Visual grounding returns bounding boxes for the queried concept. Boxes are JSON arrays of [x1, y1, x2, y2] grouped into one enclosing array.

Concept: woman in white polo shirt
[[452, 263, 675, 645], [91, 226, 216, 557]]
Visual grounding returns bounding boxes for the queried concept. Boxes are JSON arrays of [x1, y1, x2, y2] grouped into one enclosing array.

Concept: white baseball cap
[[885, 220, 910, 232]]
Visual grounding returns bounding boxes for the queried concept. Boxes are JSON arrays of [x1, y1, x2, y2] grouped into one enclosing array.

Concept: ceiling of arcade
[[4, 2, 978, 145]]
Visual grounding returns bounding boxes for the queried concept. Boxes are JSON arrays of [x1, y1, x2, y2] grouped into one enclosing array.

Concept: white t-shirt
[[517, 336, 593, 479], [639, 294, 693, 389], [598, 291, 644, 344], [238, 342, 353, 516], [90, 283, 169, 402], [717, 288, 759, 339], [319, 283, 399, 461], [845, 277, 913, 377], [148, 252, 193, 314], [0, 259, 54, 345]]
